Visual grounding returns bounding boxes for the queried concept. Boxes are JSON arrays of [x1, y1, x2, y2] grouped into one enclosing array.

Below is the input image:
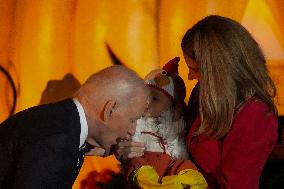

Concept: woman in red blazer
[[114, 15, 278, 189], [182, 15, 278, 189]]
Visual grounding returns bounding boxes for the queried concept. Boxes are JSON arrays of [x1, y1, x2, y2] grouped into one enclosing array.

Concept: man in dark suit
[[0, 65, 150, 189]]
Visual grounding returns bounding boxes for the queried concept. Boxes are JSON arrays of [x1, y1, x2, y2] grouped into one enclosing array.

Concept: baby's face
[[147, 87, 172, 118]]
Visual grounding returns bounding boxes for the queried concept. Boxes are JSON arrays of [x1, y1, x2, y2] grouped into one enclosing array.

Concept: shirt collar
[[73, 98, 88, 148]]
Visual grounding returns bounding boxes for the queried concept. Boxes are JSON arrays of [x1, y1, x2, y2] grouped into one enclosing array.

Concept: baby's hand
[[113, 138, 145, 163]]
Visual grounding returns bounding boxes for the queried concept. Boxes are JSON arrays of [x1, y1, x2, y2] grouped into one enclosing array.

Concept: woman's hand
[[113, 138, 145, 163]]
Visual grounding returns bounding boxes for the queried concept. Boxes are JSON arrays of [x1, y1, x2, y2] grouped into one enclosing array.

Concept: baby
[[132, 57, 188, 160], [123, 58, 207, 189]]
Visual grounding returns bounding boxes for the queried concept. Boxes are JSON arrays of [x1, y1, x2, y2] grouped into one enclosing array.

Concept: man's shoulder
[[0, 99, 81, 142], [13, 99, 77, 123], [26, 98, 76, 115]]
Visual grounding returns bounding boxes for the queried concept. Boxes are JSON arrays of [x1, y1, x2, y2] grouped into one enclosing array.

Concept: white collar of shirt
[[73, 98, 88, 148]]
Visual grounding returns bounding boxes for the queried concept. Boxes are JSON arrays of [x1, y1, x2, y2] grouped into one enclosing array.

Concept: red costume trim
[[141, 131, 167, 153]]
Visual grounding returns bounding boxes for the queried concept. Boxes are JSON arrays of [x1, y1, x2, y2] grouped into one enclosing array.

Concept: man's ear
[[99, 100, 116, 123]]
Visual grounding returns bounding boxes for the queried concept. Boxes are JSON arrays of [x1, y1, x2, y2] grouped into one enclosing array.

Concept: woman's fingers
[[118, 146, 145, 155], [127, 152, 144, 159], [117, 151, 144, 162], [118, 140, 145, 148]]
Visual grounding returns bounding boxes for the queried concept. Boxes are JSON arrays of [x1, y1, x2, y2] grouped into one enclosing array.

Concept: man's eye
[[153, 97, 158, 101]]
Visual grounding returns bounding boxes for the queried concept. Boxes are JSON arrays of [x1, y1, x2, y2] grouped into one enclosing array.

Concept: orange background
[[0, 0, 283, 188]]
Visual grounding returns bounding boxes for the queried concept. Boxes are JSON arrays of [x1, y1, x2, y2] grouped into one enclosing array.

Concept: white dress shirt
[[73, 98, 88, 148]]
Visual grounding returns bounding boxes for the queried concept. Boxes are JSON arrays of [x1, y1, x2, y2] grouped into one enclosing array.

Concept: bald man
[[0, 66, 150, 189]]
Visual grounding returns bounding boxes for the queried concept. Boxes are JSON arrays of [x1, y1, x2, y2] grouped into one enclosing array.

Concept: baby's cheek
[[148, 106, 160, 117]]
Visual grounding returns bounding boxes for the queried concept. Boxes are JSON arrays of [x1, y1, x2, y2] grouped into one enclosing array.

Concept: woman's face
[[183, 53, 200, 81]]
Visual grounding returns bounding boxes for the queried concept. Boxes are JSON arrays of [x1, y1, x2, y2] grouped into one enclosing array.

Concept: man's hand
[[85, 141, 106, 156], [85, 146, 105, 156], [112, 138, 145, 162]]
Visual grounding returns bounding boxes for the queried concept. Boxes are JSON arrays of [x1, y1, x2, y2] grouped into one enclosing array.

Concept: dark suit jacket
[[0, 99, 83, 189]]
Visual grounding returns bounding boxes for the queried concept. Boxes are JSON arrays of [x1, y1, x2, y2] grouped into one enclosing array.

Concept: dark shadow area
[[39, 73, 81, 105], [105, 43, 124, 66], [260, 116, 284, 189], [80, 169, 125, 189]]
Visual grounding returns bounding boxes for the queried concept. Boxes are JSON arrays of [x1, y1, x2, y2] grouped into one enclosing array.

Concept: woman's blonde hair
[[181, 15, 277, 139]]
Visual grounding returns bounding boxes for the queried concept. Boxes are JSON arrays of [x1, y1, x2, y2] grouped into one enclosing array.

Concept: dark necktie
[[76, 143, 87, 174]]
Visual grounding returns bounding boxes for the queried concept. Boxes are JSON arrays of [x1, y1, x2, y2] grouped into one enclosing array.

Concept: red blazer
[[186, 98, 278, 189]]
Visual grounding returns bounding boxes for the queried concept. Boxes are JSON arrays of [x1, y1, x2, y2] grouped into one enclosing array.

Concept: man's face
[[147, 87, 172, 118], [102, 88, 150, 155]]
